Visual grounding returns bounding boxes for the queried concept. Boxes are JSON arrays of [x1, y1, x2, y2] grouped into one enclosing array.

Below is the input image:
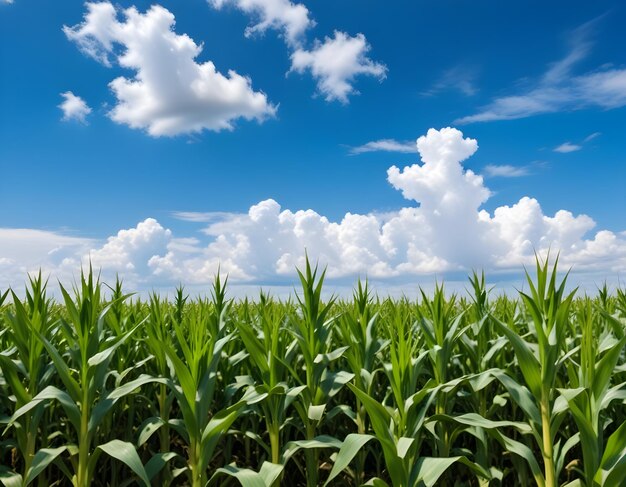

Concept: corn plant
[[558, 298, 626, 486], [0, 273, 59, 486], [287, 258, 352, 487], [6, 268, 161, 487], [159, 274, 267, 487], [336, 280, 385, 484], [1, 255, 625, 486], [488, 255, 577, 487]]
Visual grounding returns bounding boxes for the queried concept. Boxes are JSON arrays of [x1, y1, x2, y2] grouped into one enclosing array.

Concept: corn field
[[1, 257, 625, 487]]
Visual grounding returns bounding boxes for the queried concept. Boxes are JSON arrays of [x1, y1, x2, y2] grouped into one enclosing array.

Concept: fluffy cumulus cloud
[[208, 0, 313, 46], [457, 20, 626, 123], [290, 31, 387, 103], [58, 91, 92, 123], [2, 127, 625, 294], [64, 2, 276, 136]]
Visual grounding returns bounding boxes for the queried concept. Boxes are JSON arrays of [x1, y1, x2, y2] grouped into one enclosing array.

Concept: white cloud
[[483, 164, 530, 178], [58, 91, 92, 123], [457, 20, 626, 123], [583, 132, 601, 142], [172, 211, 235, 223], [350, 139, 416, 155], [64, 2, 276, 136], [208, 0, 313, 46], [554, 142, 582, 153], [554, 132, 601, 153], [290, 31, 387, 103], [0, 229, 93, 291], [2, 127, 624, 294], [1, 0, 14, 4]]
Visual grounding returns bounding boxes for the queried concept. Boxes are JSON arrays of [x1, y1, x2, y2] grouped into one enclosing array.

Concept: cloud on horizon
[[2, 127, 624, 294]]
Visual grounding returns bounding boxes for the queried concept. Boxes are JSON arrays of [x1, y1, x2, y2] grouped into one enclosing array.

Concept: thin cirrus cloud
[[421, 64, 478, 97], [554, 142, 582, 153], [58, 91, 92, 123], [349, 139, 417, 155], [456, 18, 626, 124], [483, 164, 530, 178], [554, 132, 601, 153], [2, 127, 624, 293], [63, 2, 276, 137]]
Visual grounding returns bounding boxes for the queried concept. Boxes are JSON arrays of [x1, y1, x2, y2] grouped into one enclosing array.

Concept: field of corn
[[1, 257, 625, 487]]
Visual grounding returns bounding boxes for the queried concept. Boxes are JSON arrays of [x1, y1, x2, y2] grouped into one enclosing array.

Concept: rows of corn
[[1, 257, 625, 486]]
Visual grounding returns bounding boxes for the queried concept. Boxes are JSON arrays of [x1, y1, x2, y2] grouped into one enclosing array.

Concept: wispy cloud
[[421, 64, 478, 97], [554, 142, 582, 153], [172, 211, 235, 223], [554, 131, 601, 153], [350, 139, 416, 155], [457, 17, 626, 124], [583, 131, 601, 142], [483, 164, 530, 178]]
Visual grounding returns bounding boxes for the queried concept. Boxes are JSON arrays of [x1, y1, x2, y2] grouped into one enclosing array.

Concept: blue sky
[[0, 0, 625, 293]]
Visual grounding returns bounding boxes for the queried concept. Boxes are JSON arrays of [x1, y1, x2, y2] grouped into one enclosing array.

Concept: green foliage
[[1, 255, 625, 486]]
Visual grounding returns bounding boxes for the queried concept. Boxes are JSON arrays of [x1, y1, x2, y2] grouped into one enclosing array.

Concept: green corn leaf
[[145, 452, 179, 481], [492, 318, 542, 398], [96, 440, 151, 487], [210, 465, 267, 487], [281, 435, 342, 464], [593, 335, 626, 399], [136, 416, 166, 447], [10, 386, 81, 432], [0, 468, 22, 487], [597, 419, 626, 484], [410, 457, 463, 487], [324, 433, 375, 486], [24, 446, 67, 485], [258, 462, 284, 487]]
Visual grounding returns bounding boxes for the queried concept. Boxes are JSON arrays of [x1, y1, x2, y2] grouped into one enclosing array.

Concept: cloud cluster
[[457, 19, 626, 123], [64, 2, 276, 136], [2, 128, 624, 293], [58, 91, 92, 123], [208, 0, 386, 103]]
